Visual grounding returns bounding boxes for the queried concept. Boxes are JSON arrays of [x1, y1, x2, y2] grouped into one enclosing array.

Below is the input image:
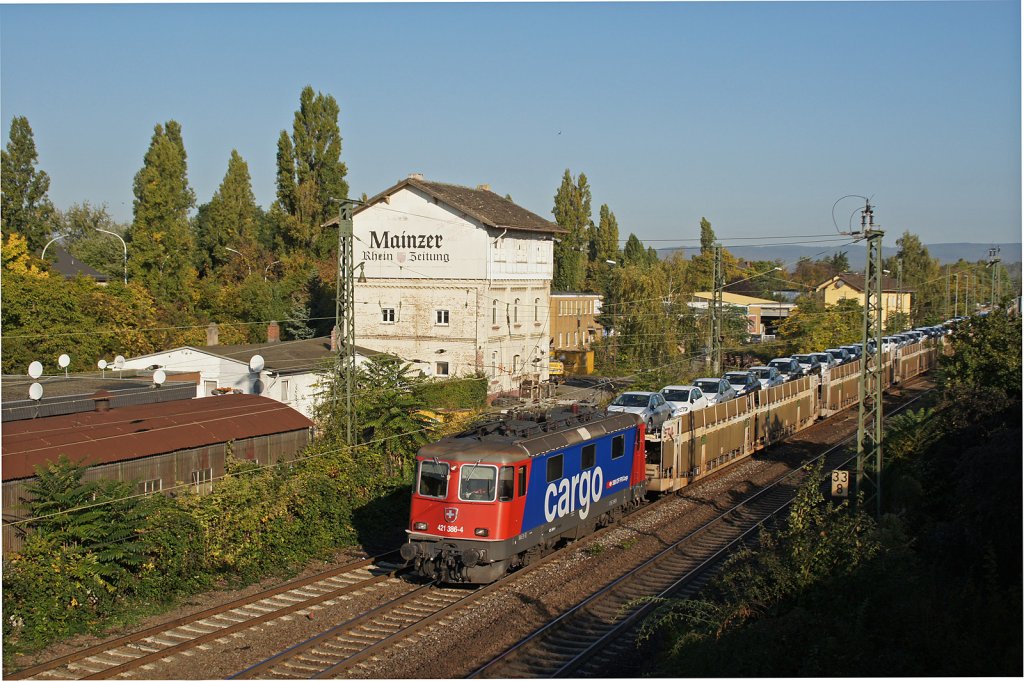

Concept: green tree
[[592, 203, 620, 263], [940, 307, 1022, 399], [195, 150, 261, 278], [1, 116, 54, 252], [827, 250, 848, 273], [25, 456, 149, 593], [686, 217, 719, 291], [126, 121, 197, 308], [776, 296, 862, 352], [603, 264, 677, 369], [622, 233, 647, 266], [552, 169, 591, 291], [274, 86, 349, 256], [886, 231, 942, 324], [54, 202, 127, 280]]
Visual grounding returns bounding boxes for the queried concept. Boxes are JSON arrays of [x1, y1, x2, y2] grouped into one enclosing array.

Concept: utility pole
[[945, 265, 950, 319], [335, 200, 357, 447], [711, 243, 724, 375], [853, 200, 884, 517], [988, 247, 1002, 306], [953, 272, 960, 317], [895, 258, 904, 330]]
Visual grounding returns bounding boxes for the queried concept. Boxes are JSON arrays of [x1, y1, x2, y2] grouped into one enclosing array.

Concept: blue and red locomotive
[[399, 407, 647, 584]]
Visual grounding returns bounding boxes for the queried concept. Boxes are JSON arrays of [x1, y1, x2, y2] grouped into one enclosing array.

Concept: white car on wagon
[[659, 385, 709, 416]]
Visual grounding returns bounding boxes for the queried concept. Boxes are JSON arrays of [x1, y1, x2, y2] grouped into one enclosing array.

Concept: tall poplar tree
[[1, 116, 54, 252], [552, 169, 591, 291], [592, 204, 620, 263], [195, 150, 260, 278], [274, 86, 348, 256], [127, 120, 197, 307]]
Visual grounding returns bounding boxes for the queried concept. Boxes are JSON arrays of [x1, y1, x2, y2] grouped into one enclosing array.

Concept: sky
[[1, 1, 1020, 250]]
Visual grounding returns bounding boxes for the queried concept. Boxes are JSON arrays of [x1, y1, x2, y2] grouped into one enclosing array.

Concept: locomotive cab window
[[460, 464, 497, 502], [518, 466, 527, 497], [498, 466, 515, 501], [547, 454, 564, 483], [581, 444, 596, 470], [611, 434, 626, 459], [417, 460, 449, 499]]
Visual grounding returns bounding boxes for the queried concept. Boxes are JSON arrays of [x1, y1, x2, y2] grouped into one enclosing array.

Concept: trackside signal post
[[335, 200, 357, 447], [853, 201, 884, 516]]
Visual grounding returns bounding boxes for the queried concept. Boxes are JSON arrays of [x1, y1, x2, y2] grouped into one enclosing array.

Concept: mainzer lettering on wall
[[365, 230, 451, 263]]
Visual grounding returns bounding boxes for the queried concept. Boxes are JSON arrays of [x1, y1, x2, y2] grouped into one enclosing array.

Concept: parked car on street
[[748, 366, 785, 389], [693, 378, 737, 405], [659, 385, 709, 416], [724, 370, 762, 396], [607, 391, 673, 430], [791, 353, 822, 376], [768, 357, 802, 381]]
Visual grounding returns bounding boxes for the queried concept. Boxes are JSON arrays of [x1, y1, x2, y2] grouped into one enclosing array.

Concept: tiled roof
[[1, 394, 313, 481], [327, 177, 564, 235], [49, 245, 109, 282]]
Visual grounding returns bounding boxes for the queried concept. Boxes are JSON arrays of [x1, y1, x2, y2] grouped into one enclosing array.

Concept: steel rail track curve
[[469, 383, 935, 678]]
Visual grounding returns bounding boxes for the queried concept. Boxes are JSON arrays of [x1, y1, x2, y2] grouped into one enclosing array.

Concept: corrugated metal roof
[[2, 394, 314, 481], [2, 377, 196, 422]]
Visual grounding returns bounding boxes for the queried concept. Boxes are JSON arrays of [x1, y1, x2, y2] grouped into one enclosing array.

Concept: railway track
[[11, 378, 934, 681], [229, 381, 932, 680], [8, 552, 404, 680], [470, 383, 934, 678]]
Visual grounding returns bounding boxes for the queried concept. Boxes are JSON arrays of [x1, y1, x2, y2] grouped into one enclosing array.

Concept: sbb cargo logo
[[606, 475, 629, 489], [544, 467, 604, 522]]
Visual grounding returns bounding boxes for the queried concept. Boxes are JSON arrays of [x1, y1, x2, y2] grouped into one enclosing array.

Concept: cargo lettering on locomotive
[[544, 466, 604, 522]]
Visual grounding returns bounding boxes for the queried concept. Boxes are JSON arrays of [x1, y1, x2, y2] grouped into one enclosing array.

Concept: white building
[[332, 175, 564, 394], [120, 330, 378, 420]]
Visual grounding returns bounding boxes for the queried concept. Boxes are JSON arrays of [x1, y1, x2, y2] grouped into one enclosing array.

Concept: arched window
[[514, 298, 520, 323], [534, 298, 540, 322], [492, 300, 497, 324]]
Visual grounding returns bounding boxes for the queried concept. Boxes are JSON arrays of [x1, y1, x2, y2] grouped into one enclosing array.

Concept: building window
[[435, 309, 449, 326], [512, 354, 520, 373], [534, 298, 540, 322], [558, 333, 563, 347], [514, 298, 520, 323], [436, 361, 450, 377], [491, 351, 498, 377], [139, 478, 162, 495], [191, 468, 213, 495], [382, 308, 396, 323], [492, 300, 497, 324], [204, 380, 217, 396], [280, 379, 290, 401]]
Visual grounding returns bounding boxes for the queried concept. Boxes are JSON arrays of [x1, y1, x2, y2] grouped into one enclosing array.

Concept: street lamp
[[40, 235, 65, 260], [263, 260, 282, 281], [225, 247, 252, 277], [96, 229, 128, 285]]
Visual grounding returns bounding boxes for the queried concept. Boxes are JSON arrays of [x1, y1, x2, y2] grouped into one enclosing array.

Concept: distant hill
[[657, 242, 1021, 268]]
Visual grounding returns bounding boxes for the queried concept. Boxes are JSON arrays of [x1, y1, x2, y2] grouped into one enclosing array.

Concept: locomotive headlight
[[474, 528, 489, 537], [413, 522, 428, 531]]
